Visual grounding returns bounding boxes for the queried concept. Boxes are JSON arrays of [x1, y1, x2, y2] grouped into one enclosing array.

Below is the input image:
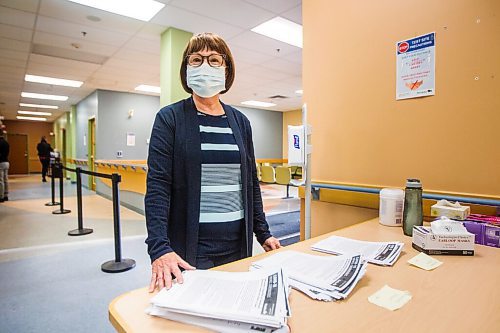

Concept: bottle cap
[[406, 178, 422, 188]]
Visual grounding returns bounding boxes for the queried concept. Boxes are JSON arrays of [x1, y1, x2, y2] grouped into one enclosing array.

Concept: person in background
[[145, 32, 281, 292], [0, 133, 9, 202], [36, 136, 53, 182]]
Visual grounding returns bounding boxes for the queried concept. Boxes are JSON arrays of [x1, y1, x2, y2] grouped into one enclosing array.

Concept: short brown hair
[[180, 33, 235, 95]]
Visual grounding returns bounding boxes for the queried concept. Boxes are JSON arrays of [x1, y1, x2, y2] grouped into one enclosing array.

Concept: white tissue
[[430, 217, 469, 235]]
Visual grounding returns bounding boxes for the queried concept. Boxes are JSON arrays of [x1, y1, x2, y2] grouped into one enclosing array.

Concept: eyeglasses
[[187, 53, 226, 68]]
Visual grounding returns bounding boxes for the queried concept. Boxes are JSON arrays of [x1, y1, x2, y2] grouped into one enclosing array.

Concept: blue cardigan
[[145, 97, 272, 264]]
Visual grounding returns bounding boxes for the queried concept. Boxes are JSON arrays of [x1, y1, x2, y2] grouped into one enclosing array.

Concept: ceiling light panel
[[19, 103, 59, 109], [135, 85, 161, 94], [18, 110, 53, 116], [241, 100, 277, 108], [251, 16, 303, 48], [16, 116, 47, 121], [66, 0, 165, 22], [21, 92, 69, 101], [25, 74, 83, 87]]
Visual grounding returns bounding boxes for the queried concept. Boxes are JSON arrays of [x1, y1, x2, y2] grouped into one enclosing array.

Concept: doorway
[[87, 118, 96, 191], [7, 133, 29, 174]]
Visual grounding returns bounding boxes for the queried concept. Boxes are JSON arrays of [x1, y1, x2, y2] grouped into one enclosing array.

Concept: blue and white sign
[[396, 32, 435, 100]]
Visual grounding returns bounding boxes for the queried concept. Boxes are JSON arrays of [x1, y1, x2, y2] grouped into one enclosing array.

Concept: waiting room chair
[[260, 165, 276, 183], [275, 166, 303, 198]]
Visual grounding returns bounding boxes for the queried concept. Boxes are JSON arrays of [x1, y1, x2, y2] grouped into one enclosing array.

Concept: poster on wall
[[126, 132, 135, 146], [396, 32, 435, 100]]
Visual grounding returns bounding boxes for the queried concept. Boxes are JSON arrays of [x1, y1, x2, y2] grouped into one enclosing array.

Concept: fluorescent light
[[20, 103, 59, 109], [66, 0, 165, 21], [21, 92, 68, 101], [295, 89, 303, 94], [18, 110, 53, 116], [135, 84, 161, 94], [251, 16, 303, 48], [25, 74, 83, 87], [241, 100, 277, 108], [16, 116, 47, 122]]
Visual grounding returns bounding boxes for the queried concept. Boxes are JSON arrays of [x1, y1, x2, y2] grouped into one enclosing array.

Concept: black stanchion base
[[101, 259, 136, 273], [52, 209, 71, 214], [45, 202, 60, 206], [281, 196, 294, 200], [68, 228, 93, 236]]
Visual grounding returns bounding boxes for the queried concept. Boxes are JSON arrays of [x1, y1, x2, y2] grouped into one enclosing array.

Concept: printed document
[[311, 235, 404, 266], [149, 268, 290, 331]]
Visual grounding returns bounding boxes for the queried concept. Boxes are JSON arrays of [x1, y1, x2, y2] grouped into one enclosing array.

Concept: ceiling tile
[[0, 57, 27, 69], [0, 6, 36, 29], [39, 0, 144, 35], [36, 15, 132, 47], [0, 0, 39, 13], [0, 37, 31, 52], [0, 49, 29, 62], [228, 31, 300, 57], [124, 36, 160, 55], [33, 31, 119, 57], [150, 4, 244, 39], [243, 0, 301, 14], [229, 45, 275, 66], [170, 0, 275, 29], [0, 24, 33, 41], [281, 4, 302, 24], [29, 53, 100, 73], [261, 57, 301, 76]]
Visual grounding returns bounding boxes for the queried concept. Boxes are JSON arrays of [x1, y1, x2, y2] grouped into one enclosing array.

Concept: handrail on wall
[[311, 183, 500, 207]]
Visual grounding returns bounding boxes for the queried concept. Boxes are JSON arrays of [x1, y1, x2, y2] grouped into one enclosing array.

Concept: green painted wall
[[160, 27, 192, 107]]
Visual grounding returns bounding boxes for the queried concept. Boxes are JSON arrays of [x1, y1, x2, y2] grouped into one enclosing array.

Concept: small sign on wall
[[126, 132, 135, 146], [396, 32, 435, 100], [83, 135, 86, 146]]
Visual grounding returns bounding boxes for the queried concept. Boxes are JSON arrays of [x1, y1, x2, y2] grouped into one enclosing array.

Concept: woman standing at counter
[[145, 32, 281, 292]]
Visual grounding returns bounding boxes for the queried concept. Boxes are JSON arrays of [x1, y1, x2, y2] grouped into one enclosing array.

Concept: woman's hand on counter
[[149, 252, 195, 292], [262, 237, 281, 252]]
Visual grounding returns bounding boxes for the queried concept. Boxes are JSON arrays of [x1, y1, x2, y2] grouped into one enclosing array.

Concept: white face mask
[[186, 63, 226, 98]]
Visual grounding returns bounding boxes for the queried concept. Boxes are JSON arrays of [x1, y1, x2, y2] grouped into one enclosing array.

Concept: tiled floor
[[0, 175, 299, 262]]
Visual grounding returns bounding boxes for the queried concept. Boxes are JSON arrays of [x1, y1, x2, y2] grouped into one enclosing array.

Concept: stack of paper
[[147, 268, 290, 333], [251, 251, 367, 302], [311, 235, 403, 266]]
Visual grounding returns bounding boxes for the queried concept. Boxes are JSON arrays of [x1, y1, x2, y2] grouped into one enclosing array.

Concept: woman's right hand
[[149, 252, 196, 292]]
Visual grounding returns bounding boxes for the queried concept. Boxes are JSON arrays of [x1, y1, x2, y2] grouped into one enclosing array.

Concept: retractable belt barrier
[[45, 162, 60, 207], [48, 161, 136, 273]]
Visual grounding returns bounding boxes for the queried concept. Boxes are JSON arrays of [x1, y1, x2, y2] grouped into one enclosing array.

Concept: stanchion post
[[52, 162, 71, 215], [45, 162, 60, 206], [101, 173, 135, 273], [68, 167, 93, 236]]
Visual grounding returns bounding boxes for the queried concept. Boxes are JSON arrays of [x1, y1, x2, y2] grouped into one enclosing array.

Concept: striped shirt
[[197, 111, 243, 257]]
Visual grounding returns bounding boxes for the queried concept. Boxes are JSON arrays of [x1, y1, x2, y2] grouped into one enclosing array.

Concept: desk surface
[[109, 218, 500, 333]]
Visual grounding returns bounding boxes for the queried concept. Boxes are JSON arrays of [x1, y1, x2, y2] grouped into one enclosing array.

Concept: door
[[7, 133, 29, 174], [88, 118, 96, 191]]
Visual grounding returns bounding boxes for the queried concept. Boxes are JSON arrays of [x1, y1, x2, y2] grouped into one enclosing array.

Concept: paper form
[[368, 285, 412, 311], [407, 252, 443, 271]]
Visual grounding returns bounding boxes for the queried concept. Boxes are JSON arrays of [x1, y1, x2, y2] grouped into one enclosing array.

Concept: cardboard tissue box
[[463, 219, 500, 248], [430, 199, 470, 220], [412, 218, 475, 255]]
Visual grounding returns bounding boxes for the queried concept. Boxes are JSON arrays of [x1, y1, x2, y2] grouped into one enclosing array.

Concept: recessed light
[[21, 92, 69, 101], [66, 0, 165, 21], [16, 116, 47, 122], [20, 103, 59, 109], [241, 100, 277, 108], [18, 110, 53, 116], [295, 89, 303, 95], [86, 15, 101, 22], [135, 85, 161, 94], [251, 16, 303, 48], [25, 74, 83, 87]]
